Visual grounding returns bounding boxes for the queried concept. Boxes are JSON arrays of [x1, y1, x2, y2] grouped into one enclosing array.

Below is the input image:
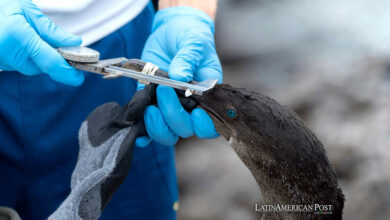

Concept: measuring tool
[[58, 46, 218, 96]]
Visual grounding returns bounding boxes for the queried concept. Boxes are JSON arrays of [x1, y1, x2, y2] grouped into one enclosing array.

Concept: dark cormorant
[[193, 84, 345, 220]]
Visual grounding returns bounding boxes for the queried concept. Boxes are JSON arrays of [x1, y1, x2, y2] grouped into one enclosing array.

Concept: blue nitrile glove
[[135, 6, 223, 147], [0, 0, 84, 86]]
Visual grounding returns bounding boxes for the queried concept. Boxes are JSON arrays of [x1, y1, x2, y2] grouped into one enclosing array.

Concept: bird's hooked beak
[[192, 85, 237, 141]]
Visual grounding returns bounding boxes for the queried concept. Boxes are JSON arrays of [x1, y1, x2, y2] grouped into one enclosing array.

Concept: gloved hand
[[0, 0, 84, 86], [136, 6, 223, 147]]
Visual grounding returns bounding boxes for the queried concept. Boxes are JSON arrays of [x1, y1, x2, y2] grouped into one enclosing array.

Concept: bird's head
[[192, 84, 270, 149], [193, 84, 344, 214]]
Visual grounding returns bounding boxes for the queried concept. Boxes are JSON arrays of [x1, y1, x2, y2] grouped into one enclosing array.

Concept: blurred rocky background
[[176, 0, 390, 219]]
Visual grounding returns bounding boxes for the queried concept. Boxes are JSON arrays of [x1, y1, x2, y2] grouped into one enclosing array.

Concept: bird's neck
[[229, 139, 344, 218]]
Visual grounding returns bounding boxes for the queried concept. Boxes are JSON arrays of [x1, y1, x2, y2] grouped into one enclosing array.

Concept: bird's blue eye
[[226, 109, 237, 119]]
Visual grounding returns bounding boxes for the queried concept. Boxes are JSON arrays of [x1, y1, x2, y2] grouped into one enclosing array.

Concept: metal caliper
[[58, 46, 217, 97]]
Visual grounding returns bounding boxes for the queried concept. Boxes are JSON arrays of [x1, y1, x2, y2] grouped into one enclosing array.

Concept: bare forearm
[[159, 0, 218, 19]]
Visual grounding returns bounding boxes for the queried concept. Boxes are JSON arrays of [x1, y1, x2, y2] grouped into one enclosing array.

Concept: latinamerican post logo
[[254, 203, 333, 215]]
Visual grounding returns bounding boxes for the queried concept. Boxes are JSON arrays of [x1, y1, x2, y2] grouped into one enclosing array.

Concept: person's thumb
[[23, 0, 82, 48], [169, 39, 205, 82]]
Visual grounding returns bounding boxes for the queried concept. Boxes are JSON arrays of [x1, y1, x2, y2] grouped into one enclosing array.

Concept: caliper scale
[[58, 46, 217, 97]]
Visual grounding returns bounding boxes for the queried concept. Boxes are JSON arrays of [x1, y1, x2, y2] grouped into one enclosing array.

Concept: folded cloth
[[49, 86, 154, 220]]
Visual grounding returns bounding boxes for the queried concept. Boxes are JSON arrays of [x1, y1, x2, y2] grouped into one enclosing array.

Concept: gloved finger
[[157, 85, 194, 138], [12, 58, 41, 75], [191, 108, 219, 139], [141, 46, 171, 71], [135, 136, 152, 148], [169, 37, 206, 82], [23, 0, 82, 48], [144, 105, 178, 146], [0, 45, 41, 75], [195, 54, 223, 83], [25, 27, 84, 85], [0, 62, 13, 72], [0, 15, 41, 75]]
